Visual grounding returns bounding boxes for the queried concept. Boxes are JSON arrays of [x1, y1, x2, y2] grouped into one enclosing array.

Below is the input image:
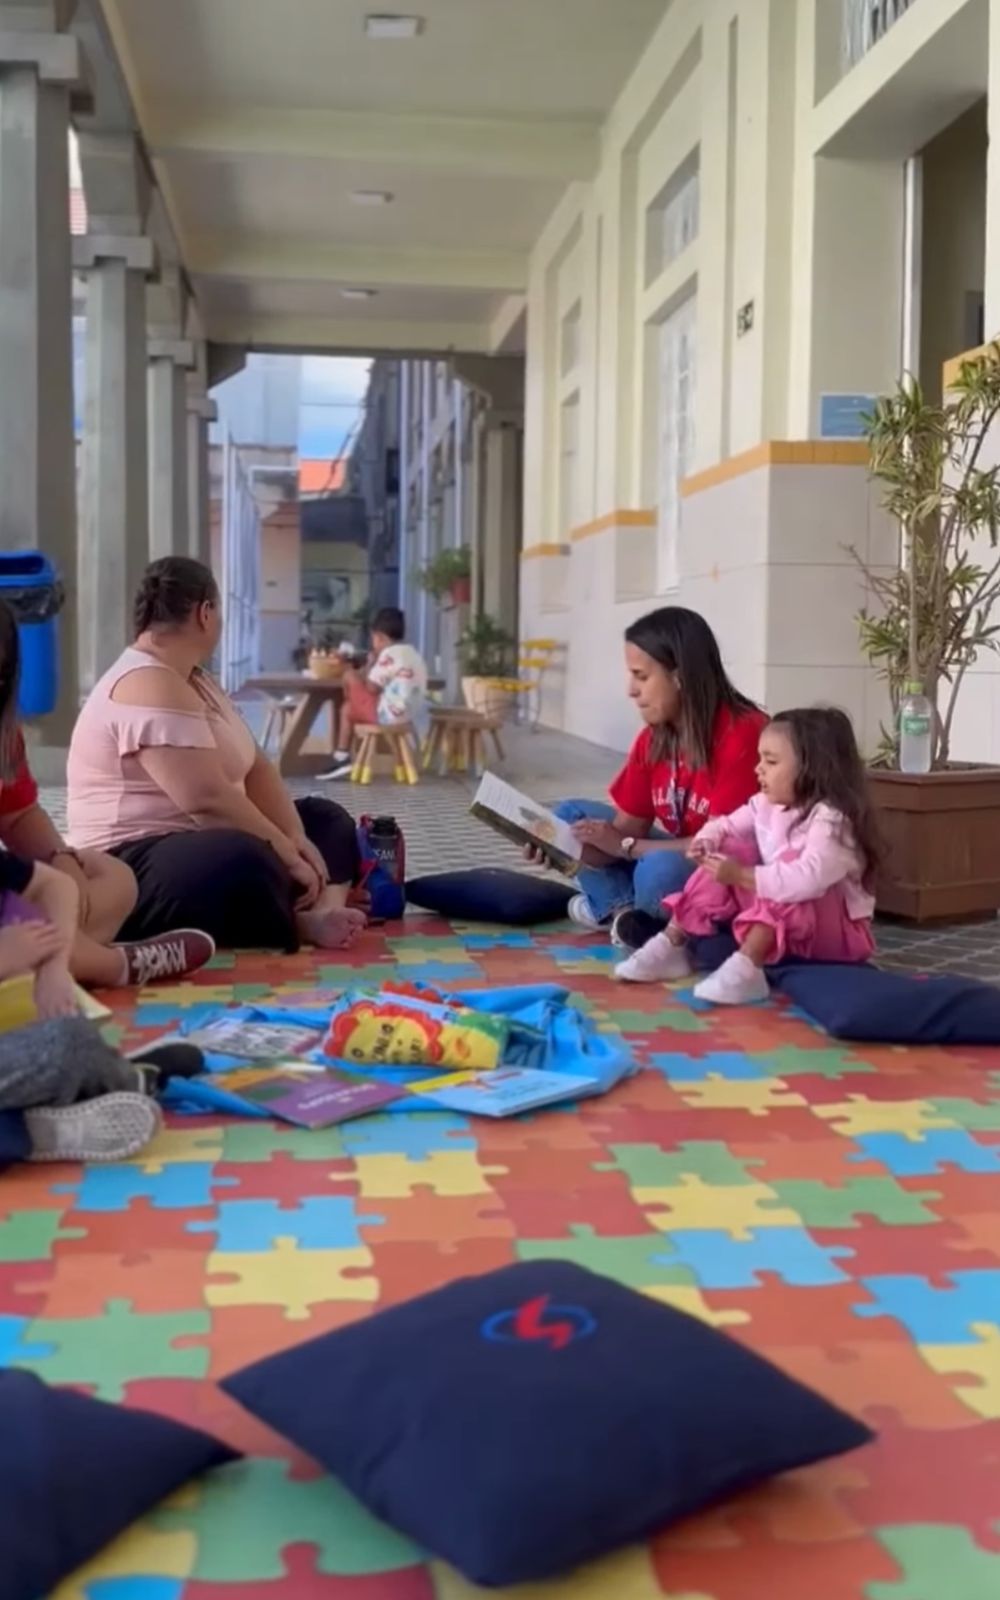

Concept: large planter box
[[870, 768, 1000, 923]]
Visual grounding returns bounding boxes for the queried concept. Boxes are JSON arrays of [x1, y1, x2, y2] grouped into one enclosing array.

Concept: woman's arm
[[571, 810, 685, 864], [0, 803, 93, 909], [243, 748, 310, 846], [136, 746, 301, 865]]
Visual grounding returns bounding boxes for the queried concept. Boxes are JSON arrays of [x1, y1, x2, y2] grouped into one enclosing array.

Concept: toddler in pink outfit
[[616, 707, 879, 1005]]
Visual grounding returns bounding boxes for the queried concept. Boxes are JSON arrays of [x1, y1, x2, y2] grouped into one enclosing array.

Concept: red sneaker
[[117, 929, 216, 986]]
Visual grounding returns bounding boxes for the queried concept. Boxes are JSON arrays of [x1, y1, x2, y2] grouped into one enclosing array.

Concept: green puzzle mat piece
[[870, 1525, 1000, 1600], [18, 1299, 210, 1399], [598, 1141, 764, 1189], [152, 1459, 422, 1579]]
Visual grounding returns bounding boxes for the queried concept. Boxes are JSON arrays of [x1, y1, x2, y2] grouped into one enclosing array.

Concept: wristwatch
[[621, 836, 637, 860]]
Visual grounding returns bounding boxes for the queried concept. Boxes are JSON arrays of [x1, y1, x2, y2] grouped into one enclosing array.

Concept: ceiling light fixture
[[364, 14, 424, 40], [350, 189, 394, 206], [340, 287, 378, 301]]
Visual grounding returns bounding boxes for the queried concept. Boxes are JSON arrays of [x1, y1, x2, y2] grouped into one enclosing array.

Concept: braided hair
[[133, 557, 218, 637]]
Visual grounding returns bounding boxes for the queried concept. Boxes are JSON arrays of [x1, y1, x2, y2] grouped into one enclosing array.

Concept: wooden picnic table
[[241, 672, 344, 778]]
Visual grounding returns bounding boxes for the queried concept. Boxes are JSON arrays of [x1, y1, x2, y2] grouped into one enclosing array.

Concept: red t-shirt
[[0, 733, 39, 819], [609, 706, 768, 838]]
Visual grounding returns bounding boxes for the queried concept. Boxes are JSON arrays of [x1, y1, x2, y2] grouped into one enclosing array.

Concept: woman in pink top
[[616, 707, 880, 1005], [68, 558, 365, 953]]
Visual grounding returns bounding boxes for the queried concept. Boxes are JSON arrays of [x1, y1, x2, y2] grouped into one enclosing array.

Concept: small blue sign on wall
[[819, 393, 877, 439]]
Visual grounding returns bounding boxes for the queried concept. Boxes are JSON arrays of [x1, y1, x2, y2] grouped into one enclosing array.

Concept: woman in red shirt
[[551, 607, 766, 949]]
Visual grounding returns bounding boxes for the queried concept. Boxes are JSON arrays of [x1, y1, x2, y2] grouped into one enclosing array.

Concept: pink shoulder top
[[66, 647, 257, 850]]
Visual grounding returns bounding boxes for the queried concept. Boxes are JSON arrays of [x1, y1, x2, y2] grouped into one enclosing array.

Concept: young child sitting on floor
[[615, 706, 880, 1005], [0, 849, 83, 1019], [322, 607, 429, 781]]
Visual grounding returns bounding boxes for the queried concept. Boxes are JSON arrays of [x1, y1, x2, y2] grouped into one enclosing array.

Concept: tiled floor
[[39, 722, 1000, 982]]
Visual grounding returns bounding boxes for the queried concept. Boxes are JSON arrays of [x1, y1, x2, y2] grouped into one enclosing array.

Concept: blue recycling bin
[[0, 551, 62, 717]]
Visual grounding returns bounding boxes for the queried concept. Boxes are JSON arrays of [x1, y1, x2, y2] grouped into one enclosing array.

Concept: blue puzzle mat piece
[[855, 1270, 1000, 1343], [54, 1163, 226, 1213], [852, 1130, 1000, 1176], [0, 1314, 55, 1366], [383, 962, 481, 985], [462, 932, 535, 950], [186, 1196, 384, 1252], [658, 1227, 853, 1288], [650, 1050, 767, 1082], [338, 1110, 475, 1157], [87, 1581, 185, 1600]]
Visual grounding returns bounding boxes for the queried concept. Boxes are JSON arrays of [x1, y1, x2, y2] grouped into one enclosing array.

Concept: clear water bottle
[[899, 681, 933, 774]]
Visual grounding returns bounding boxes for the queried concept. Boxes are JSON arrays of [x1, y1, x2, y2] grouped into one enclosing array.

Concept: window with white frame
[[560, 300, 582, 378], [559, 393, 581, 539], [646, 151, 700, 285], [657, 292, 697, 592]]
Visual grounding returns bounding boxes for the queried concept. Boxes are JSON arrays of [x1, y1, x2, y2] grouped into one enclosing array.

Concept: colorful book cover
[[420, 1066, 598, 1117], [220, 1063, 406, 1127], [184, 1017, 324, 1060]]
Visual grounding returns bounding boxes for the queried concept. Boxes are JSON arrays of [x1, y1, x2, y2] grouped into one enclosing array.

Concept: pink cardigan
[[696, 796, 875, 921]]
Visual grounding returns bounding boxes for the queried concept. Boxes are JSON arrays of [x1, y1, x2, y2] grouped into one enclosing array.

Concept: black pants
[[110, 797, 359, 952]]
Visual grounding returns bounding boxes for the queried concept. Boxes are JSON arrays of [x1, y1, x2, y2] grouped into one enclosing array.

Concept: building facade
[[519, 0, 997, 754], [397, 356, 524, 689]]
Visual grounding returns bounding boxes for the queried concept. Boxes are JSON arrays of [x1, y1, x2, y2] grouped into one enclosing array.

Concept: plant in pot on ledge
[[851, 342, 1000, 922], [457, 613, 517, 719], [416, 546, 472, 607]]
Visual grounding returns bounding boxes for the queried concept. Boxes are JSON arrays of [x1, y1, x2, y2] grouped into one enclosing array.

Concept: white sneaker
[[693, 952, 770, 1006], [318, 760, 354, 782], [615, 932, 693, 983], [567, 894, 604, 930], [25, 1093, 162, 1163]]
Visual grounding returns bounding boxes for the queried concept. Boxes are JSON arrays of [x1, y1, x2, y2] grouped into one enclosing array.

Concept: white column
[[186, 390, 216, 567], [0, 14, 81, 735], [147, 337, 193, 559], [986, 0, 1000, 335], [75, 233, 154, 689]]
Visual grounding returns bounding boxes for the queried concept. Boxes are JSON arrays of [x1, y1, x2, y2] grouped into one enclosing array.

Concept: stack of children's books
[[147, 1006, 604, 1127]]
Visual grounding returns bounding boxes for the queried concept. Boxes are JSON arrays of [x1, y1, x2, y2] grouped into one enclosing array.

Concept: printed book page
[[470, 772, 582, 870]]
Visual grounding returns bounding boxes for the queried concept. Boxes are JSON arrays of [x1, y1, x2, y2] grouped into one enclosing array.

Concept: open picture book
[[470, 772, 582, 875]]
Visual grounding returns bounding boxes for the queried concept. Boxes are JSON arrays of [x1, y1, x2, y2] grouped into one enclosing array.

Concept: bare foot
[[296, 905, 367, 950]]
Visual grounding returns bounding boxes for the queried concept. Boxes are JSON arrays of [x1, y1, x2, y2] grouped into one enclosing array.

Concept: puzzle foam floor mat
[[2, 917, 999, 1599]]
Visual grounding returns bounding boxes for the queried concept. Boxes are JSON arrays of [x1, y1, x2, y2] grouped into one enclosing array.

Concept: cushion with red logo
[[221, 1260, 873, 1586]]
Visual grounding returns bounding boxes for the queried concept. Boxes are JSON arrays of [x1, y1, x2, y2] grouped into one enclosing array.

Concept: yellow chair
[[506, 639, 564, 731], [351, 723, 421, 786]]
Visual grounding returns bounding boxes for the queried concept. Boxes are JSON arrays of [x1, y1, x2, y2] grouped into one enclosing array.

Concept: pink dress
[[66, 648, 257, 851], [664, 796, 876, 963]]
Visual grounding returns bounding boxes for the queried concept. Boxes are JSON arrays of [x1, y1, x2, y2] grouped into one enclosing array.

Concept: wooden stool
[[424, 707, 505, 776], [261, 695, 298, 753], [352, 722, 420, 786]]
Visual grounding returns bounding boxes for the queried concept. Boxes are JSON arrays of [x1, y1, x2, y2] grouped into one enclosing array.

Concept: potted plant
[[851, 343, 1000, 921], [457, 613, 517, 718], [416, 546, 472, 606]]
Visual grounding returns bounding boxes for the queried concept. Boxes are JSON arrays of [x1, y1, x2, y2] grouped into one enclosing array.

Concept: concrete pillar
[[75, 233, 153, 689], [481, 420, 521, 635], [0, 15, 82, 736], [147, 338, 193, 559], [186, 389, 216, 567]]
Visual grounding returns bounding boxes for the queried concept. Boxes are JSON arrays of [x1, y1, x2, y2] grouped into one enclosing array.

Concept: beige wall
[[520, 0, 998, 755]]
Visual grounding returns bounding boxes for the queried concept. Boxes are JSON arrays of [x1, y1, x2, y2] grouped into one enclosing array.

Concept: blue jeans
[[554, 799, 696, 923]]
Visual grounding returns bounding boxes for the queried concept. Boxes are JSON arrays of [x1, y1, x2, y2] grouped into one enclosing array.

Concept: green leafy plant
[[850, 342, 1000, 768], [457, 613, 516, 678], [415, 545, 471, 600]]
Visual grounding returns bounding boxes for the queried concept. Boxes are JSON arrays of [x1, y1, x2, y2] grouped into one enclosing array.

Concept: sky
[[299, 356, 371, 460]]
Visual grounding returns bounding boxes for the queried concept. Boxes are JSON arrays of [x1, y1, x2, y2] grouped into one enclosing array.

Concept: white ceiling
[[98, 0, 670, 355]]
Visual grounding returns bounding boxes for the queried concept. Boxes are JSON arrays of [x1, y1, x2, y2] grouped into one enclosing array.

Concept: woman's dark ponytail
[[134, 558, 218, 637]]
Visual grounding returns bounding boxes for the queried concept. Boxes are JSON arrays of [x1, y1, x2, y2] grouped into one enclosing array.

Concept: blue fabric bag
[[162, 985, 636, 1117]]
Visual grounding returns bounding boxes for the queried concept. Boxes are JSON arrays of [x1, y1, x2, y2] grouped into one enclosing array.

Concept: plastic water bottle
[[899, 682, 933, 774]]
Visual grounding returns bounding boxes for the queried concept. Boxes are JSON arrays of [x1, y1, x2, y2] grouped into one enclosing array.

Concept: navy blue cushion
[[776, 962, 1000, 1044], [0, 1111, 29, 1174], [223, 1260, 872, 1587], [0, 1369, 236, 1600], [405, 868, 574, 926]]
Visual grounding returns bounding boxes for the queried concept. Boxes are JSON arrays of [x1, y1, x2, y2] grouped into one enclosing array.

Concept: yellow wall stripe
[[520, 543, 571, 561], [681, 440, 869, 499], [569, 509, 656, 543]]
